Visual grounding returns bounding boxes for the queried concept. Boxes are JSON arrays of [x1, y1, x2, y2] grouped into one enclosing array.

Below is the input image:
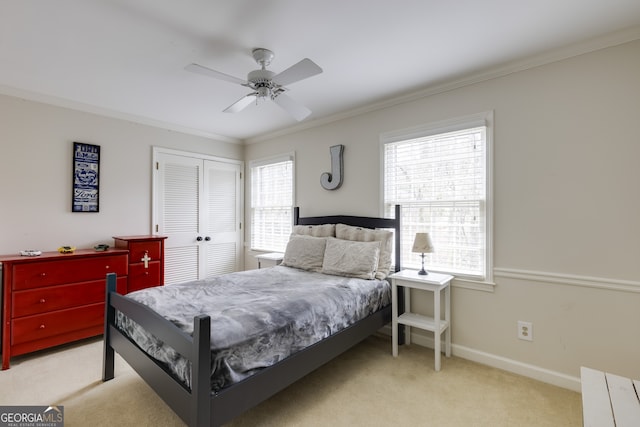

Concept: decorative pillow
[[281, 235, 327, 272], [321, 238, 380, 280], [335, 224, 393, 279], [292, 223, 336, 237]]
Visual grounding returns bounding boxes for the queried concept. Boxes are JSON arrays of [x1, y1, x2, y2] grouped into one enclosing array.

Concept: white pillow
[[281, 235, 327, 272], [292, 223, 336, 237], [321, 238, 380, 280], [335, 224, 393, 279]]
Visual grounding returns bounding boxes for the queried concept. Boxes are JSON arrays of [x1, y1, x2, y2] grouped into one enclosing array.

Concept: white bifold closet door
[[154, 149, 243, 285]]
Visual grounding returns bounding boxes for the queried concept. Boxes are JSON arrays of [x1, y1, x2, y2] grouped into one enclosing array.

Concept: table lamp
[[412, 232, 434, 275]]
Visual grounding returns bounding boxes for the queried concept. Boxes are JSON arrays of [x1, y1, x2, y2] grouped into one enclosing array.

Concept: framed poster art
[[72, 142, 100, 212]]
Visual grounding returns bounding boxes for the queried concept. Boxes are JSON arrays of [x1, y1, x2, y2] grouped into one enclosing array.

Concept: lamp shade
[[412, 232, 434, 253]]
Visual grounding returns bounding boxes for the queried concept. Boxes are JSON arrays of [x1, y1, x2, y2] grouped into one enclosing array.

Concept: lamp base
[[418, 253, 429, 275]]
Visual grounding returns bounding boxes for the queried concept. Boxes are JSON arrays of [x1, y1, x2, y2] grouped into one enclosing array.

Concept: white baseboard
[[380, 325, 581, 392]]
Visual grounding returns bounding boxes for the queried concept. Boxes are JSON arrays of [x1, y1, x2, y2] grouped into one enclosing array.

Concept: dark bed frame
[[102, 206, 403, 427]]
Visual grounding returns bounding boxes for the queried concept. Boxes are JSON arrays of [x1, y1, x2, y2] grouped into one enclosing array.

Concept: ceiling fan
[[185, 48, 323, 121]]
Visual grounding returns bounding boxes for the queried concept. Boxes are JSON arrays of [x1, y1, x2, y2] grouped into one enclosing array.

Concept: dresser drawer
[[11, 303, 104, 345], [12, 277, 127, 317], [12, 254, 128, 290], [128, 261, 161, 293], [128, 241, 162, 263]]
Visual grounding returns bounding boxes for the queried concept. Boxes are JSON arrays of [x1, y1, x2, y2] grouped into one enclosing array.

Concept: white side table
[[390, 270, 453, 371], [255, 252, 284, 269]]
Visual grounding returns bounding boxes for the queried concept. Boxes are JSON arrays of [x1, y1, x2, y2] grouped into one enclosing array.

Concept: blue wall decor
[[72, 142, 100, 212]]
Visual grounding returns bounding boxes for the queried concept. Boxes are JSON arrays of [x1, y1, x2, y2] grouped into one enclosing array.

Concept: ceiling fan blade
[[272, 58, 322, 86], [273, 93, 311, 121], [223, 93, 257, 113], [185, 63, 247, 85]]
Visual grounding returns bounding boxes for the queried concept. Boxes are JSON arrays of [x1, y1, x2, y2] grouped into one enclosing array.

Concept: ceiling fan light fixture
[[186, 47, 322, 121], [256, 86, 270, 99]]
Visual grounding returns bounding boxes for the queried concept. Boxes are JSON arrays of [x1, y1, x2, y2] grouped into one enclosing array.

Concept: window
[[382, 112, 493, 281], [250, 154, 295, 252]]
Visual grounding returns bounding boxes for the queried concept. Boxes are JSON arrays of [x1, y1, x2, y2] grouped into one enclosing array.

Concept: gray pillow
[[281, 235, 327, 272], [336, 224, 393, 279], [292, 224, 336, 237], [321, 238, 380, 280]]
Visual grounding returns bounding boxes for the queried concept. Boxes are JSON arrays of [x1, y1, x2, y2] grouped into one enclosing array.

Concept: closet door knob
[[196, 236, 203, 241], [204, 236, 211, 241]]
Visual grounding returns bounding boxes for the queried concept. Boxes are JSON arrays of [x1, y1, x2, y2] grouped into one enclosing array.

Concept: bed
[[102, 206, 403, 427]]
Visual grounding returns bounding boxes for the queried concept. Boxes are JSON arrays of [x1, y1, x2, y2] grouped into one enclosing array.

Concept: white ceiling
[[2, 1, 640, 142]]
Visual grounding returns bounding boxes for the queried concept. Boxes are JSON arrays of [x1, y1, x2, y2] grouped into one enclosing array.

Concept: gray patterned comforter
[[115, 265, 391, 392]]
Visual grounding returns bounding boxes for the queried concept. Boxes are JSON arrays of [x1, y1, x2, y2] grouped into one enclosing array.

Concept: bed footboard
[[103, 272, 212, 427]]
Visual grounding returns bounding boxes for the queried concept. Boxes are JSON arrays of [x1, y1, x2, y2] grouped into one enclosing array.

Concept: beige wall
[[245, 39, 640, 389], [0, 95, 243, 254]]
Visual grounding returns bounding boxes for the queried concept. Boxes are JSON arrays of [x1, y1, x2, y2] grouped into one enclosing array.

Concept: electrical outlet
[[517, 321, 533, 341]]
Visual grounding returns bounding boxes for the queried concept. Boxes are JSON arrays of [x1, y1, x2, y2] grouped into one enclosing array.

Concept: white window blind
[[383, 119, 490, 279], [250, 154, 294, 252]]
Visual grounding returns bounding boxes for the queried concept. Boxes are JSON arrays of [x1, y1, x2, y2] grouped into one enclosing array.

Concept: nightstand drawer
[[128, 261, 162, 293], [128, 241, 162, 262]]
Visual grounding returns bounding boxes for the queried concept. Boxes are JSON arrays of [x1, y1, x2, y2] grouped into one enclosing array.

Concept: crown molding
[[0, 84, 243, 145]]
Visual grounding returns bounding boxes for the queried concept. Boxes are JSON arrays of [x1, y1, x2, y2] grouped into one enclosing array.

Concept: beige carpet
[[0, 335, 581, 426]]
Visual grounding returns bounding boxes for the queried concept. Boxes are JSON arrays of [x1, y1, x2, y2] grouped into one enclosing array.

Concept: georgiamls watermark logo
[[0, 406, 64, 427]]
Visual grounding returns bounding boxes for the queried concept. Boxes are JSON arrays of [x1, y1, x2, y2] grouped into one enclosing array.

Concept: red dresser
[[0, 249, 128, 369], [113, 235, 167, 293]]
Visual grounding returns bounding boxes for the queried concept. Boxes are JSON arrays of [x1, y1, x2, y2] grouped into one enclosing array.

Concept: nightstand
[[390, 270, 453, 371], [255, 252, 284, 269], [113, 235, 167, 293]]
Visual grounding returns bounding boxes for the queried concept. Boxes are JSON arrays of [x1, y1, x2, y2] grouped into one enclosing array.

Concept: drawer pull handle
[[39, 298, 46, 304], [105, 265, 110, 269], [145, 272, 149, 276], [40, 273, 46, 277], [39, 324, 45, 329]]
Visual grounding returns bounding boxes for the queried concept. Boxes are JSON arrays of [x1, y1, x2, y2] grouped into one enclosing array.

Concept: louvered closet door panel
[[164, 246, 198, 286], [154, 150, 243, 285], [202, 160, 242, 278], [156, 153, 202, 285]]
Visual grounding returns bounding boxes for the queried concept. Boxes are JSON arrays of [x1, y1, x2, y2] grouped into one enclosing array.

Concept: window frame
[[380, 111, 494, 286], [249, 152, 296, 252]]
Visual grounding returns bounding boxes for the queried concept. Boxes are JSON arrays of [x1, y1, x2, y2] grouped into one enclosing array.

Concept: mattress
[[115, 265, 391, 391]]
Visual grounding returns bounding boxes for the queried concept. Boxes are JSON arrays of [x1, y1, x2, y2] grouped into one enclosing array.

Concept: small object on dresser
[[19, 250, 42, 257], [94, 244, 110, 251], [57, 246, 76, 254]]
